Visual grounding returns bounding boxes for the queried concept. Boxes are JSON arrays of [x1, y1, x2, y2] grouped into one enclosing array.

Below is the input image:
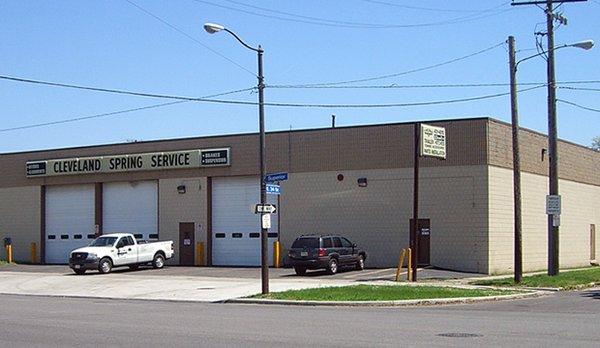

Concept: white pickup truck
[[68, 233, 174, 275]]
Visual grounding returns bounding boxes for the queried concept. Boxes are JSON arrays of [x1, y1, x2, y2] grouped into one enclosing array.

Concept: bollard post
[[7, 245, 13, 264], [31, 242, 37, 264], [196, 242, 205, 266], [407, 248, 413, 282], [395, 248, 406, 282], [273, 241, 281, 268]]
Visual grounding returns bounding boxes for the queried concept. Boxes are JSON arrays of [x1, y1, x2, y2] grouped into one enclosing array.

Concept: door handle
[[128, 248, 132, 251]]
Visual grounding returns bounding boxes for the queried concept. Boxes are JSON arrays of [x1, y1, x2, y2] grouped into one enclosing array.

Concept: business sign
[[26, 147, 230, 177], [264, 172, 288, 183], [266, 184, 281, 195], [420, 124, 446, 159]]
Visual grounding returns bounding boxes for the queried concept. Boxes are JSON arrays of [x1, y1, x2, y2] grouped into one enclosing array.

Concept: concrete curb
[[226, 290, 546, 307]]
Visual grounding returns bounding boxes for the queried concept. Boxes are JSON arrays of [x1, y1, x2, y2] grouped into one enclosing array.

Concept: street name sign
[[266, 184, 281, 195], [420, 124, 446, 159], [264, 172, 288, 183]]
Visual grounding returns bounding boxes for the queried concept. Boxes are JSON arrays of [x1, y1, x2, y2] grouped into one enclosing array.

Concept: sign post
[[411, 123, 446, 282]]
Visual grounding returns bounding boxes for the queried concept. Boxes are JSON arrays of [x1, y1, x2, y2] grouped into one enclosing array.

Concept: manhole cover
[[437, 333, 482, 338]]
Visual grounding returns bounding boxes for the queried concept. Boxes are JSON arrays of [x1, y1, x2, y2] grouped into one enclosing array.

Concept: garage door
[[45, 185, 95, 264], [103, 181, 158, 240], [212, 176, 278, 266]]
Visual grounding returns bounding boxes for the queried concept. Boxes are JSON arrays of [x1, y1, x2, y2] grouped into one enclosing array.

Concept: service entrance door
[[179, 222, 195, 266], [410, 218, 430, 266]]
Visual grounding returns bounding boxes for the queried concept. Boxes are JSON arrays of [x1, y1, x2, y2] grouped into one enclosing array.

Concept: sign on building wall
[[420, 124, 446, 159], [26, 147, 230, 177]]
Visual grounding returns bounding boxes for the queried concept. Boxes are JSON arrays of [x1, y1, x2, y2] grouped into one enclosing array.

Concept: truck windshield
[[89, 236, 118, 247]]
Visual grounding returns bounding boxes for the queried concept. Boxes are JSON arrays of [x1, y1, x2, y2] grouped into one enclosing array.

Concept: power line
[[124, 0, 255, 77], [274, 42, 505, 87], [268, 80, 600, 90], [361, 0, 511, 13], [0, 87, 256, 133], [559, 86, 600, 92], [192, 0, 513, 29], [558, 99, 600, 113]]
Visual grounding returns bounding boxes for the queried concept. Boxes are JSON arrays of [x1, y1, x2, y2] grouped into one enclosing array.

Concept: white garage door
[[103, 181, 158, 240], [45, 185, 95, 264], [212, 176, 278, 266]]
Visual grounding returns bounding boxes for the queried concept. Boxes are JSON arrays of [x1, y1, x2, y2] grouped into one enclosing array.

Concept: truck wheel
[[152, 254, 165, 269], [327, 258, 338, 275], [98, 258, 112, 274], [294, 266, 307, 276], [355, 255, 365, 271], [73, 269, 86, 275]]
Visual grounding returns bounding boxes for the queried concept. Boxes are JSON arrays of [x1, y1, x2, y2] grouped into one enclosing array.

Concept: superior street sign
[[420, 124, 446, 159], [264, 172, 288, 183]]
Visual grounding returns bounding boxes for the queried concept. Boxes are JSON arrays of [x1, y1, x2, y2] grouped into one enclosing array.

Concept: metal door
[[179, 222, 195, 266], [410, 218, 430, 266]]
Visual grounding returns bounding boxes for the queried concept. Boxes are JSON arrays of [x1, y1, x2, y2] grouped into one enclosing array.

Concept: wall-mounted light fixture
[[357, 177, 368, 187], [177, 185, 186, 194]]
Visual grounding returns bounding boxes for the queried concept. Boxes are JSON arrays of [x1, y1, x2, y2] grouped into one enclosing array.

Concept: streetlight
[[508, 36, 593, 281], [204, 22, 269, 294]]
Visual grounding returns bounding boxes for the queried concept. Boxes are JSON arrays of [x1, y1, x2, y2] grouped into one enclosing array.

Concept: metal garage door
[[103, 181, 158, 240], [45, 185, 95, 264], [212, 176, 278, 266]]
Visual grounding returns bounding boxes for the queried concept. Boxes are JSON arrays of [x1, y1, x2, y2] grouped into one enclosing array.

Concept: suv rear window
[[291, 238, 319, 249]]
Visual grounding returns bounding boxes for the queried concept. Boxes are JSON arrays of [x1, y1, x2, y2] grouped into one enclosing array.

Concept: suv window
[[332, 237, 342, 248], [341, 237, 353, 248], [321, 237, 333, 248], [291, 238, 318, 249]]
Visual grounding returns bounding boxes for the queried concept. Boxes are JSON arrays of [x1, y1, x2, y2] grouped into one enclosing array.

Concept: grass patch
[[473, 267, 600, 290], [0, 260, 8, 265], [252, 284, 516, 301]]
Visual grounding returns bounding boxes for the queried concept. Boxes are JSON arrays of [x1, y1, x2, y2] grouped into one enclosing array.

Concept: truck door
[[115, 236, 137, 265]]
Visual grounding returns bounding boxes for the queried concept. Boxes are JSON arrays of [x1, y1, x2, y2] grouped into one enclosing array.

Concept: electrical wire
[[124, 0, 255, 77], [192, 0, 513, 29], [559, 86, 600, 92], [558, 99, 600, 113], [0, 87, 257, 133], [273, 42, 505, 87], [361, 0, 512, 13]]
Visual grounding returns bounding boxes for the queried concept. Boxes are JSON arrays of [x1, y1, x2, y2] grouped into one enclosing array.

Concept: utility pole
[[411, 123, 420, 282], [508, 36, 523, 283], [511, 0, 588, 276]]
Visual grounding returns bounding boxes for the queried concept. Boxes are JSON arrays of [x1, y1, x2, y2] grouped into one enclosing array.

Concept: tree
[[592, 136, 600, 151]]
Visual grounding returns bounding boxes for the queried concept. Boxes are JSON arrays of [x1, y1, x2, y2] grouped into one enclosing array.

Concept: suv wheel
[[355, 255, 365, 271], [294, 266, 307, 276], [327, 258, 338, 275]]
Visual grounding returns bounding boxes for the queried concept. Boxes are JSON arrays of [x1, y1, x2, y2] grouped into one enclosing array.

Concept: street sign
[[254, 204, 277, 214], [420, 124, 446, 159], [264, 172, 288, 183], [266, 184, 281, 195], [546, 195, 561, 215], [262, 214, 271, 229]]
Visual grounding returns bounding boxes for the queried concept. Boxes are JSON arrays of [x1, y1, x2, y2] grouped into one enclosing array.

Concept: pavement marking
[[341, 268, 398, 279]]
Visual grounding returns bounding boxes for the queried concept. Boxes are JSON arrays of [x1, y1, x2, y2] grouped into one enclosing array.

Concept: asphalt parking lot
[[0, 263, 483, 281]]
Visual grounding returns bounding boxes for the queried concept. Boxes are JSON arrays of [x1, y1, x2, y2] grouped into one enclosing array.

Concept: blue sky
[[1, 0, 599, 153]]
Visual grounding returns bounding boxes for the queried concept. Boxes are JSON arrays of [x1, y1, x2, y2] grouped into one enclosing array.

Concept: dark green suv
[[287, 235, 367, 275]]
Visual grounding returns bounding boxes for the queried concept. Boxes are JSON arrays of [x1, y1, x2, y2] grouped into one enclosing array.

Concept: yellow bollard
[[273, 241, 281, 268], [196, 242, 205, 266], [407, 248, 412, 282], [30, 242, 37, 264], [7, 245, 13, 264], [395, 248, 406, 282]]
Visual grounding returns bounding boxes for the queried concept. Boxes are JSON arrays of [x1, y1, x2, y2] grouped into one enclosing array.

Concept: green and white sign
[[420, 124, 446, 159], [26, 147, 230, 177]]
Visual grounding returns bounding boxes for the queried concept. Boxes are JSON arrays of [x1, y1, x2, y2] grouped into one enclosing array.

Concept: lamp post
[[508, 35, 593, 280], [204, 22, 269, 294]]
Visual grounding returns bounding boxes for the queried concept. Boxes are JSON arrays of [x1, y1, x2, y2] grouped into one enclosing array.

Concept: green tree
[[592, 136, 600, 151]]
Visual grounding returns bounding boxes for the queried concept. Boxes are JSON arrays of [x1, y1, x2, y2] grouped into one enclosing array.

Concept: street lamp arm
[[516, 44, 569, 68], [516, 40, 594, 69], [223, 28, 262, 53]]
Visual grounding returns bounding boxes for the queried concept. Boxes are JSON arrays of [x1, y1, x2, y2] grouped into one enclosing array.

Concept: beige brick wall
[[280, 165, 489, 272], [158, 178, 207, 265], [0, 186, 40, 262], [488, 166, 600, 274]]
